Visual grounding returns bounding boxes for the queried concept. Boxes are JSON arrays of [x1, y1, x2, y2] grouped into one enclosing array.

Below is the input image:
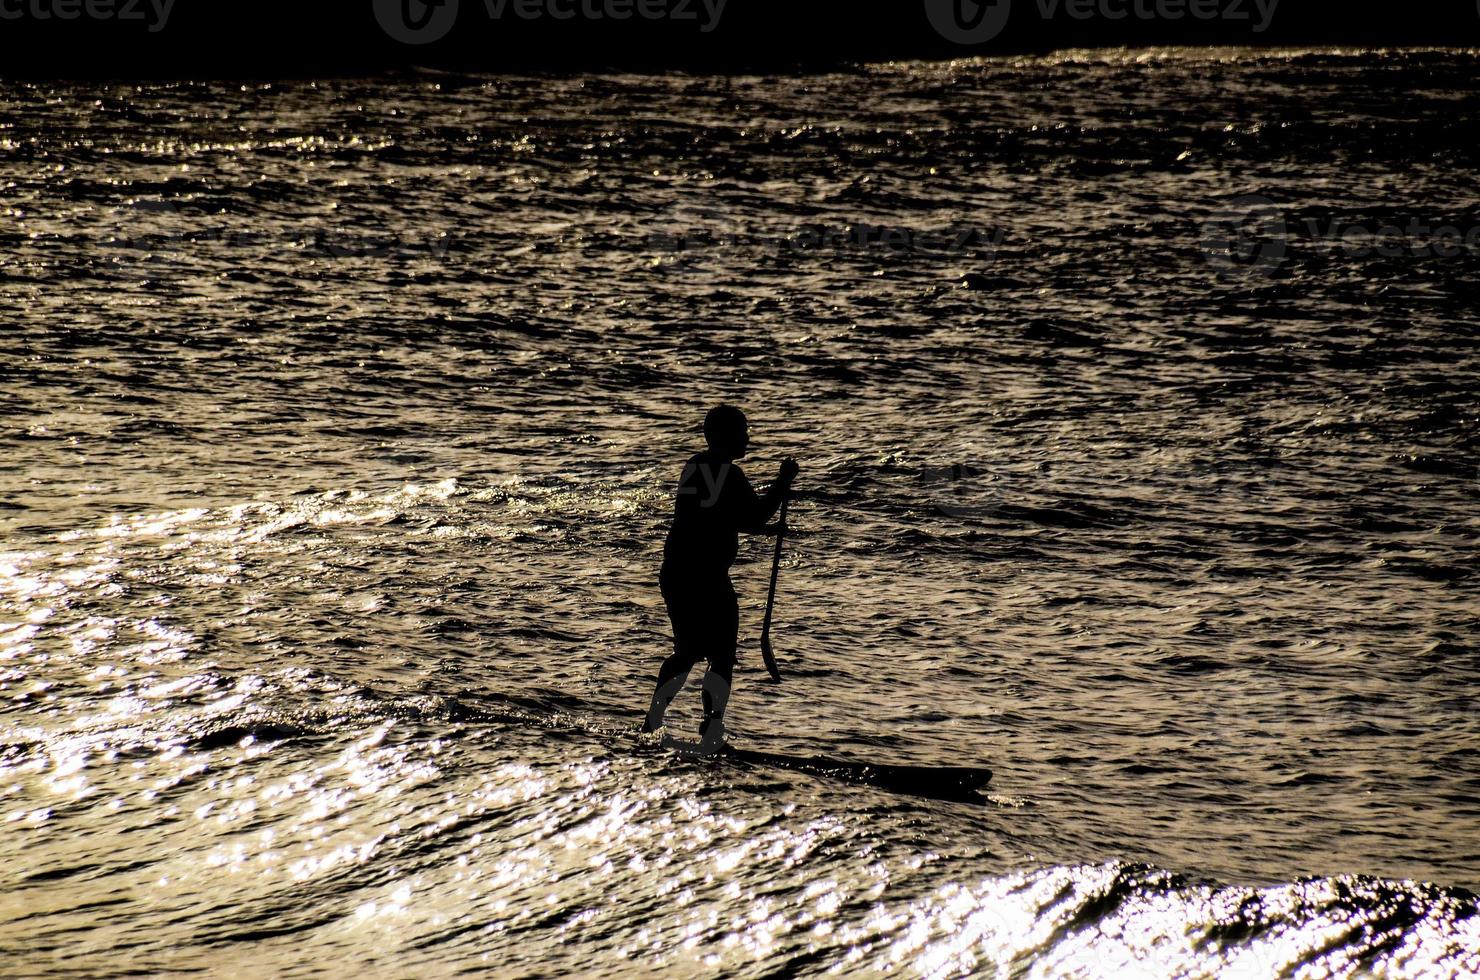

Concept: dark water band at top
[[4, 1, 1480, 76]]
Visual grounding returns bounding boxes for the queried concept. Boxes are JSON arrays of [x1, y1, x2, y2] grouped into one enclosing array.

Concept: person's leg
[[696, 664, 733, 752], [644, 570, 699, 734], [697, 579, 740, 753], [642, 652, 692, 733]]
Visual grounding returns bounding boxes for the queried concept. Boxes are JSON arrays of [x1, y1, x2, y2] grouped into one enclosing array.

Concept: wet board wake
[[443, 693, 993, 804], [661, 737, 993, 803]]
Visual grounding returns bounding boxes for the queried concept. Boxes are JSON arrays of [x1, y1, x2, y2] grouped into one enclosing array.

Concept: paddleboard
[[447, 693, 994, 804], [661, 736, 992, 803]]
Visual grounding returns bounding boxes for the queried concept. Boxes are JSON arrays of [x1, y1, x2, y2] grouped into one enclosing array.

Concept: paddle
[[759, 495, 788, 684]]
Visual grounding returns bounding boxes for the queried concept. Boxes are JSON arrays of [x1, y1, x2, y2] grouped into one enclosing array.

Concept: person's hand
[[778, 458, 800, 486]]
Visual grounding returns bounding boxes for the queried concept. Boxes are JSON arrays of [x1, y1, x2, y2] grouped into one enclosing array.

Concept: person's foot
[[697, 716, 727, 755]]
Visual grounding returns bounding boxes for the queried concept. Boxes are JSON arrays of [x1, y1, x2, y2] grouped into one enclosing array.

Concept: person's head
[[704, 404, 749, 460]]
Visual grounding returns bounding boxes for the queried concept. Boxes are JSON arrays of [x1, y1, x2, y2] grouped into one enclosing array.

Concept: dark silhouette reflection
[[642, 405, 798, 751]]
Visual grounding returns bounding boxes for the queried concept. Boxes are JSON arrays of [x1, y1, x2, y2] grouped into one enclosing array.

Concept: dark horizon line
[[3, 41, 1479, 84]]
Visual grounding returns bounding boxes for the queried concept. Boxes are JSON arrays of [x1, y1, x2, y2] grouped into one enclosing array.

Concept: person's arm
[[737, 459, 799, 533]]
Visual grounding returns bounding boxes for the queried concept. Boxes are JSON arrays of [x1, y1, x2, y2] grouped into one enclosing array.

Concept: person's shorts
[[659, 566, 738, 672]]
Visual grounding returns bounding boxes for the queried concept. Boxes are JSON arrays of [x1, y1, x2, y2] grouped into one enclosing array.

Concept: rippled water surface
[[3, 49, 1479, 976]]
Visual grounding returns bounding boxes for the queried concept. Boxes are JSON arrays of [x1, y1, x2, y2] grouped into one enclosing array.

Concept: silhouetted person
[[642, 405, 799, 753]]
